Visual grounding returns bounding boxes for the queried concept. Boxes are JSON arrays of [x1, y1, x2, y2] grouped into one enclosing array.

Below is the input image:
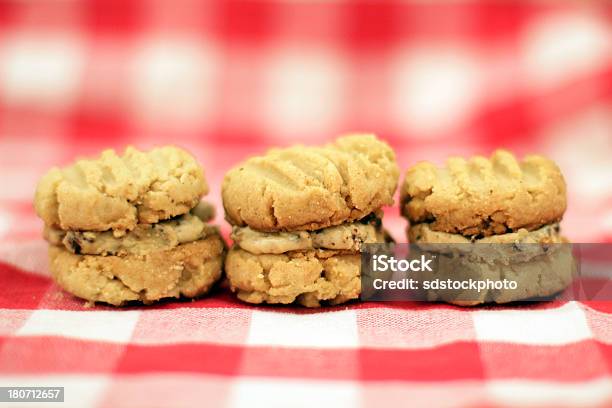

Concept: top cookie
[[401, 150, 566, 237], [222, 134, 399, 232], [35, 146, 207, 233]]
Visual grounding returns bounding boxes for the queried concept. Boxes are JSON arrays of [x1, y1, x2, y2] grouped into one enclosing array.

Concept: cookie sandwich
[[35, 146, 225, 306], [401, 149, 574, 305], [223, 134, 399, 307]]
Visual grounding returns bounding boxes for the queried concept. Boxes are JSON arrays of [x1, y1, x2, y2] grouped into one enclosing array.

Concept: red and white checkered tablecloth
[[1, 1, 612, 407]]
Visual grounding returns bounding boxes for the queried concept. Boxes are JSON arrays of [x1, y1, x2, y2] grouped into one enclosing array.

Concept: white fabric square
[[262, 49, 345, 141], [16, 310, 140, 343], [390, 47, 482, 137], [487, 378, 612, 407], [0, 209, 12, 239], [130, 39, 218, 129], [473, 302, 592, 345], [229, 378, 358, 408], [132, 308, 250, 345], [0, 36, 84, 111], [247, 310, 358, 348]]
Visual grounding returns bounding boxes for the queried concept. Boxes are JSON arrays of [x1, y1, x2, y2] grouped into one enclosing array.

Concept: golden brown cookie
[[225, 247, 361, 307], [401, 150, 566, 237], [49, 235, 225, 306], [222, 134, 399, 232], [35, 146, 207, 233]]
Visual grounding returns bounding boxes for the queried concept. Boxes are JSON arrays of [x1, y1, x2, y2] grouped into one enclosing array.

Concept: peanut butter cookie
[[222, 134, 399, 232], [222, 134, 399, 307], [401, 150, 566, 237], [225, 247, 361, 307], [50, 235, 225, 306], [35, 146, 207, 233], [402, 150, 573, 306], [35, 145, 224, 306]]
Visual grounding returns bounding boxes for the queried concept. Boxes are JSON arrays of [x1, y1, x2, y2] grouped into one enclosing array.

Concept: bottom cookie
[[417, 244, 576, 306], [49, 235, 225, 306], [225, 247, 360, 307]]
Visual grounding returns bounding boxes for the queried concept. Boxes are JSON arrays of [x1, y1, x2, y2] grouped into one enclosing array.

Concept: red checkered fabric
[[1, 1, 612, 407]]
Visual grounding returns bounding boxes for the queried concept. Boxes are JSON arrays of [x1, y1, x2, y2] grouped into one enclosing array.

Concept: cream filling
[[408, 223, 563, 244], [409, 223, 566, 263], [232, 221, 385, 255], [45, 201, 217, 256]]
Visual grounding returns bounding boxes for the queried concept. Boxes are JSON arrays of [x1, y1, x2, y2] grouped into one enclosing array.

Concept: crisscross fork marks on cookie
[[401, 149, 566, 237]]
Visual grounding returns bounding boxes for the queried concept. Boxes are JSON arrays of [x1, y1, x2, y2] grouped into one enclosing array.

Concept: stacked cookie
[[401, 150, 574, 304], [222, 134, 399, 307], [34, 146, 225, 306]]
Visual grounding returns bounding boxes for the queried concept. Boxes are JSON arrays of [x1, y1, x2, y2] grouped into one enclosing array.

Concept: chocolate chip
[[471, 233, 484, 242], [68, 236, 82, 254]]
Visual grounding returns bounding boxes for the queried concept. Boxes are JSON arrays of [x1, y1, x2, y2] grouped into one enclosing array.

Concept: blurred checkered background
[[0, 0, 611, 244], [1, 2, 612, 408]]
